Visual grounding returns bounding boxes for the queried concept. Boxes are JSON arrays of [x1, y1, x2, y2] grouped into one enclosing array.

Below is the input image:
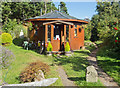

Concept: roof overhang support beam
[[43, 20, 74, 25]]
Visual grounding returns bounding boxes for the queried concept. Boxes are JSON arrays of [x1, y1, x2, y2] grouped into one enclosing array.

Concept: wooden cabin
[[26, 10, 88, 51]]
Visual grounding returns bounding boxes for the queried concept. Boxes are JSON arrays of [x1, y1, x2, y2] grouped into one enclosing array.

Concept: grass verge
[[2, 44, 63, 86], [97, 46, 120, 86]]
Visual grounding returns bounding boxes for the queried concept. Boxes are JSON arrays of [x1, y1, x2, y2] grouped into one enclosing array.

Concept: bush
[[13, 37, 28, 46], [47, 42, 53, 51], [65, 42, 70, 52], [1, 46, 15, 69], [13, 24, 27, 38], [19, 61, 50, 83], [2, 19, 27, 38], [1, 33, 12, 45]]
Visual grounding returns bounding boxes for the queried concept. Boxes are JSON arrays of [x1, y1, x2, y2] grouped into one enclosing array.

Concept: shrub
[[13, 37, 28, 46], [47, 42, 53, 51], [13, 24, 27, 38], [65, 42, 70, 52], [1, 46, 15, 69], [19, 61, 50, 83], [1, 33, 12, 45]]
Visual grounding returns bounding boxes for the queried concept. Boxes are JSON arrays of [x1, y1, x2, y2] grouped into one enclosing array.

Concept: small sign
[[56, 35, 60, 40]]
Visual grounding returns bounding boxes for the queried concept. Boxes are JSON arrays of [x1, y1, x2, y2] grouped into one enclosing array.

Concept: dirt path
[[56, 66, 77, 87], [87, 48, 119, 88]]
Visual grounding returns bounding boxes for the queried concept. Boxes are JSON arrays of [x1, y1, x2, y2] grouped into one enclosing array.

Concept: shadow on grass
[[68, 77, 85, 81], [74, 50, 90, 55], [54, 52, 89, 72]]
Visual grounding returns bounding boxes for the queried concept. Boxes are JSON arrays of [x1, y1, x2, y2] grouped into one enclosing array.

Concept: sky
[[53, 1, 98, 20]]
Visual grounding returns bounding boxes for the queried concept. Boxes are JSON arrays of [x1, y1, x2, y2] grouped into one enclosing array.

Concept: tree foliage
[[60, 1, 68, 14], [89, 1, 119, 41], [2, 2, 57, 24]]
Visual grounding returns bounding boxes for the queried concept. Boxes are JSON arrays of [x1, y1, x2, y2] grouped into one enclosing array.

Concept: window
[[79, 28, 81, 32], [66, 25, 69, 41], [74, 29, 77, 36], [75, 25, 77, 28], [48, 25, 51, 41], [54, 25, 60, 40], [35, 30, 38, 35]]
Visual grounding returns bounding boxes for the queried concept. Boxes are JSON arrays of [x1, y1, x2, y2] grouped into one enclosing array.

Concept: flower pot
[[47, 51, 52, 56], [64, 51, 72, 56]]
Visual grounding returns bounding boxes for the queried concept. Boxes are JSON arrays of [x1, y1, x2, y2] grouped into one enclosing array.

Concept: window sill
[[74, 36, 78, 38]]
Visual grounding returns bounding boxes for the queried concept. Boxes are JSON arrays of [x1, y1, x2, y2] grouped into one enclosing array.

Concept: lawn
[[97, 46, 120, 86], [2, 44, 63, 86], [53, 49, 104, 87], [2, 42, 105, 87]]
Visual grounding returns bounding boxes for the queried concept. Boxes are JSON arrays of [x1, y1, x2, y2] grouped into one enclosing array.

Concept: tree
[[59, 2, 68, 14], [2, 1, 57, 38], [89, 1, 119, 41], [2, 2, 57, 24]]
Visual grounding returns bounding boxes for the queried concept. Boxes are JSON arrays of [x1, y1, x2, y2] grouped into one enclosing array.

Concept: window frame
[[47, 25, 51, 41]]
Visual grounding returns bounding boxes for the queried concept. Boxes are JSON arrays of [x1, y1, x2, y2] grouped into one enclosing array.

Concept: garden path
[[57, 66, 77, 87], [87, 47, 119, 88]]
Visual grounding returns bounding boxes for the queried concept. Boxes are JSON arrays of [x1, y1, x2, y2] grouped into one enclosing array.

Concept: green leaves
[[2, 2, 57, 23], [90, 1, 119, 41], [60, 1, 68, 14]]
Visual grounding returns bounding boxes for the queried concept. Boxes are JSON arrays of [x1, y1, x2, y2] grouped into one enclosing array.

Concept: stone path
[[86, 48, 119, 88], [57, 66, 77, 87]]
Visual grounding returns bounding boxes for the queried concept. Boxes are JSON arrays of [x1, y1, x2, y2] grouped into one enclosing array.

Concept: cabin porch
[[43, 20, 74, 51]]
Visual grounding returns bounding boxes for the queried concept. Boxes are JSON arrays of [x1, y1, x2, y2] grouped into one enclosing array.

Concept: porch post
[[64, 25, 66, 42], [51, 25, 54, 42], [69, 25, 71, 42], [45, 25, 48, 47]]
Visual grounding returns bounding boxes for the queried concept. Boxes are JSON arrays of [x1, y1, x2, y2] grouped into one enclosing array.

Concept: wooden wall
[[29, 21, 45, 42], [28, 21, 84, 51], [69, 24, 84, 50]]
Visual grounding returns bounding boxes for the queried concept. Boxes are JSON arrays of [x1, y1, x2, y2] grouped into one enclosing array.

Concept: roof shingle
[[28, 10, 81, 20]]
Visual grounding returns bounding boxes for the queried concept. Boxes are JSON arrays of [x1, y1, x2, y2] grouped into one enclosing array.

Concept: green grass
[[2, 44, 63, 86], [54, 49, 104, 87], [97, 46, 120, 86]]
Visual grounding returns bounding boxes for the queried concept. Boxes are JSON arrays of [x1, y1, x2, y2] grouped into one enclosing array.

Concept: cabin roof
[[26, 10, 88, 24], [28, 10, 83, 20]]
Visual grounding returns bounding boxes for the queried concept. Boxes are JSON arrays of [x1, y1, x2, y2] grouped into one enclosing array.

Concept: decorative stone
[[19, 30, 24, 38], [35, 70, 45, 82], [86, 66, 98, 82], [1, 78, 58, 86]]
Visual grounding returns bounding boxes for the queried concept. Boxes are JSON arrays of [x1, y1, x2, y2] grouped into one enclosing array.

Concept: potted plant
[[65, 42, 71, 56], [47, 42, 53, 56]]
